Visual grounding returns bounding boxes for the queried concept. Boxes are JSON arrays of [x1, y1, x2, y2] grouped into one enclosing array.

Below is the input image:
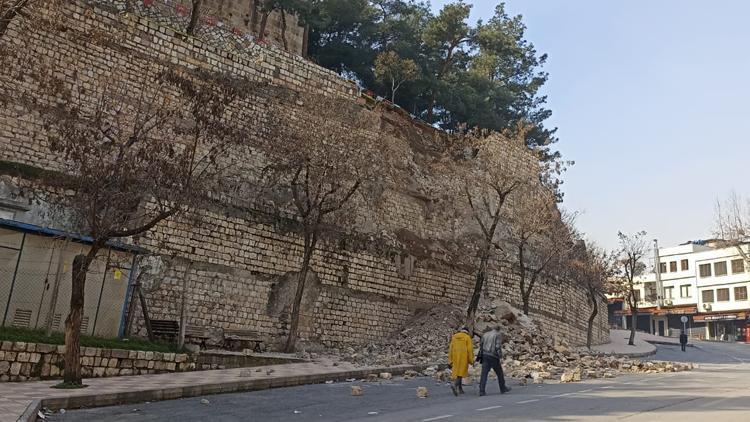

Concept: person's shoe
[[500, 386, 512, 394], [458, 386, 465, 395], [479, 391, 486, 397], [451, 385, 458, 396]]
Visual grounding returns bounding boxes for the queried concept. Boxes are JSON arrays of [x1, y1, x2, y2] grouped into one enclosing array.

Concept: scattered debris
[[328, 299, 691, 383], [293, 410, 302, 414], [379, 372, 392, 380], [416, 386, 428, 398], [200, 399, 210, 405], [351, 385, 363, 396], [325, 380, 334, 384], [367, 411, 379, 415]]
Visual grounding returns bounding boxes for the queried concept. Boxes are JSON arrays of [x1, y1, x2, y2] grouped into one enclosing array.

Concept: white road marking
[[516, 399, 540, 404], [551, 393, 574, 398], [476, 405, 503, 411], [600, 386, 613, 389], [578, 389, 593, 393], [422, 415, 454, 422]]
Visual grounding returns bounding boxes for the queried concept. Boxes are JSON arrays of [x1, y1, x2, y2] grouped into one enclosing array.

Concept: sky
[[431, 0, 750, 251]]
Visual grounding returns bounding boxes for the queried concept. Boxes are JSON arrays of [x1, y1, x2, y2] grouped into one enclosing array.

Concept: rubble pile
[[332, 299, 692, 383]]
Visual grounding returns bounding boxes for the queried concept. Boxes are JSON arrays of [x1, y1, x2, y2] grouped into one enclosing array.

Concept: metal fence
[[0, 226, 135, 338]]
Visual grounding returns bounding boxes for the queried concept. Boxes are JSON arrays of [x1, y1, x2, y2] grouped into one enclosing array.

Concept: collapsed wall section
[[0, 0, 609, 348]]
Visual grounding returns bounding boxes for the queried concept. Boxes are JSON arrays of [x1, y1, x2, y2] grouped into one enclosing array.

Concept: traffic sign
[[680, 316, 688, 323]]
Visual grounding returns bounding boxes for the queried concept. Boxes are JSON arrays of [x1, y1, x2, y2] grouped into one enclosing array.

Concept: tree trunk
[[629, 306, 638, 346], [45, 237, 69, 336], [177, 263, 192, 350], [279, 9, 288, 51], [258, 10, 271, 41], [466, 249, 490, 334], [0, 0, 30, 39], [186, 0, 202, 35], [586, 291, 598, 349], [63, 246, 99, 386], [284, 232, 317, 353]]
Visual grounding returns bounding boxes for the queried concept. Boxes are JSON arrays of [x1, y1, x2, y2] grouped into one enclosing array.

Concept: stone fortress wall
[[0, 0, 609, 350]]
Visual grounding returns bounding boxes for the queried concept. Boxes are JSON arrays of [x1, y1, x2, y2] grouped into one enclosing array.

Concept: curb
[[644, 340, 695, 348], [25, 364, 429, 422], [17, 400, 41, 422]]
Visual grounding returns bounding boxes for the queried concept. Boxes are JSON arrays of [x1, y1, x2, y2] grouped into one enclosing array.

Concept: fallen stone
[[351, 386, 363, 396], [416, 386, 428, 398]]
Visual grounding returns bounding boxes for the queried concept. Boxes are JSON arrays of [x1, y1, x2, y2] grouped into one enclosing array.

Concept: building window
[[714, 261, 728, 277], [663, 286, 674, 299], [644, 282, 657, 302], [659, 262, 667, 274], [702, 290, 714, 303], [731, 259, 745, 274], [681, 259, 689, 271], [735, 286, 748, 301], [669, 261, 677, 272], [699, 263, 712, 278], [680, 284, 691, 298], [717, 288, 730, 302]]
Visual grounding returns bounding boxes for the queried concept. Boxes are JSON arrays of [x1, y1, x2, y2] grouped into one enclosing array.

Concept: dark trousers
[[680, 343, 686, 352], [479, 355, 506, 393]]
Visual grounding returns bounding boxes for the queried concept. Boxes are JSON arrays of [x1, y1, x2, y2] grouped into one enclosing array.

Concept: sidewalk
[[590, 329, 660, 357], [0, 360, 424, 422]]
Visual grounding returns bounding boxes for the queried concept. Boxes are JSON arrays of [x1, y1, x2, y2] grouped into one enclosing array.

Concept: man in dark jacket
[[478, 325, 511, 396], [679, 331, 688, 352]]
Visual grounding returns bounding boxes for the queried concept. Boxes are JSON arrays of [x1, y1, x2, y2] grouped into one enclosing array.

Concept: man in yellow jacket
[[448, 326, 473, 396]]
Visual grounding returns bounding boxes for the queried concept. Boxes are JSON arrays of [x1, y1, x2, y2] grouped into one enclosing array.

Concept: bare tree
[[451, 126, 531, 328], [506, 191, 575, 315], [32, 66, 251, 386], [185, 0, 202, 35], [714, 191, 750, 264], [612, 231, 649, 346], [261, 93, 385, 353], [569, 241, 614, 348]]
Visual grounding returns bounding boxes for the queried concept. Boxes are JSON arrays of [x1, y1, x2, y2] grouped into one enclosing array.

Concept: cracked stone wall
[[0, 0, 609, 349]]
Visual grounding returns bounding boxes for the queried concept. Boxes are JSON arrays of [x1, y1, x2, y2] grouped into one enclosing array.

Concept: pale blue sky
[[431, 0, 750, 251]]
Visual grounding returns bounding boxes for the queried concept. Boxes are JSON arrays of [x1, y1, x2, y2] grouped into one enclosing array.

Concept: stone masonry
[[0, 341, 192, 382], [0, 0, 609, 353]]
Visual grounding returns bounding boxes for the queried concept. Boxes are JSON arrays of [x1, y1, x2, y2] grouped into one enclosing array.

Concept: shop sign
[[702, 314, 738, 321]]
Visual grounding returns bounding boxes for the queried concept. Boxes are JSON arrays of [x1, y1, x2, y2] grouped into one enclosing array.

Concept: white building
[[612, 240, 750, 342]]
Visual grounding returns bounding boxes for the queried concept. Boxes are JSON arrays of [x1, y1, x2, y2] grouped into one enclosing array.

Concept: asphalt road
[[50, 342, 750, 422]]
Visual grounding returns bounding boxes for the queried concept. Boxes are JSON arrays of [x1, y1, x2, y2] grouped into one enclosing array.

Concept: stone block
[[29, 353, 41, 363], [56, 345, 66, 354], [105, 367, 119, 377], [93, 367, 106, 377], [175, 354, 187, 363], [16, 352, 30, 363], [36, 344, 56, 354], [12, 342, 26, 351], [0, 341, 12, 351], [144, 351, 154, 360], [84, 347, 97, 357], [40, 363, 50, 377], [148, 360, 155, 369], [96, 358, 104, 367], [10, 362, 22, 376], [108, 358, 119, 368], [128, 351, 138, 359], [135, 359, 149, 368], [0, 361, 9, 374], [137, 351, 146, 360], [119, 368, 133, 376], [49, 365, 60, 377], [163, 353, 175, 361], [165, 362, 176, 371], [26, 343, 36, 353], [111, 349, 129, 359]]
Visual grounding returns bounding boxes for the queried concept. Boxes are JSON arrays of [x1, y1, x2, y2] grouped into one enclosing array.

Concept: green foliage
[[0, 326, 184, 353], [306, 1, 557, 155]]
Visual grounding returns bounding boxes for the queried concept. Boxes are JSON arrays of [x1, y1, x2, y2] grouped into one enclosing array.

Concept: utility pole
[[654, 239, 663, 309]]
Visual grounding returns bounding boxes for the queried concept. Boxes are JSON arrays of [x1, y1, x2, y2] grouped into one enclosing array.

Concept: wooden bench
[[150, 319, 179, 342], [223, 329, 262, 352], [185, 325, 211, 349]]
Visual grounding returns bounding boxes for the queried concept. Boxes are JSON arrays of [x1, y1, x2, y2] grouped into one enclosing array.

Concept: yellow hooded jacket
[[448, 331, 473, 379]]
